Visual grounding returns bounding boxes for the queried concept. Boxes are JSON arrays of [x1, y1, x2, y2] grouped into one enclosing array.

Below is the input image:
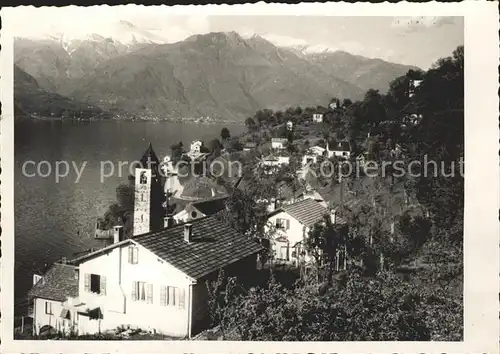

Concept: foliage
[[170, 141, 185, 165], [304, 215, 346, 283], [227, 271, 462, 341], [220, 127, 231, 141], [97, 181, 135, 238], [206, 270, 238, 338]]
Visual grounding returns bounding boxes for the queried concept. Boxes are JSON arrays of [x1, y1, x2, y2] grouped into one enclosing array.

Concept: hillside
[[14, 65, 108, 120], [306, 50, 418, 93], [14, 31, 417, 122]]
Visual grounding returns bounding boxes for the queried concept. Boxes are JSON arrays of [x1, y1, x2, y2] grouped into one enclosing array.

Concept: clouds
[[391, 16, 460, 32]]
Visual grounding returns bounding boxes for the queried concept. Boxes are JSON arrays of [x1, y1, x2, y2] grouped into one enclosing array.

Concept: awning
[[77, 307, 103, 320], [59, 308, 71, 320]]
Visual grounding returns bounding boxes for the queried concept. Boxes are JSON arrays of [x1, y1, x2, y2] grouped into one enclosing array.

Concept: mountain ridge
[[14, 31, 418, 121]]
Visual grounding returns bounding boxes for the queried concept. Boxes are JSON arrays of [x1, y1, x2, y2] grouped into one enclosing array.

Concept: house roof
[[133, 216, 263, 280], [191, 196, 228, 216], [28, 263, 79, 302], [140, 143, 161, 170], [280, 198, 329, 227], [178, 177, 228, 201], [271, 138, 288, 143]]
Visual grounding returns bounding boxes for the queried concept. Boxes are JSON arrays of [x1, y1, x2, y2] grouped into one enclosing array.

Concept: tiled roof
[[282, 199, 329, 227], [28, 263, 79, 302], [192, 196, 228, 216], [133, 216, 263, 280], [140, 143, 161, 169]]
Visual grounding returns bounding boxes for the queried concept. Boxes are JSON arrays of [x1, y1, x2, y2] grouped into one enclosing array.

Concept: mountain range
[[14, 31, 418, 122]]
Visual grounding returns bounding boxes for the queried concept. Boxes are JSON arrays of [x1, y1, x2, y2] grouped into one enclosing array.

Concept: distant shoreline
[[26, 114, 244, 125]]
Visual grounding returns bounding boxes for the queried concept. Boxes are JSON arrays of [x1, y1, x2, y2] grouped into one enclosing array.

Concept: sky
[[8, 6, 463, 69]]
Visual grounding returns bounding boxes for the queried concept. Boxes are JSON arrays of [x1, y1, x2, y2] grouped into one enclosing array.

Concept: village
[[21, 46, 464, 341]]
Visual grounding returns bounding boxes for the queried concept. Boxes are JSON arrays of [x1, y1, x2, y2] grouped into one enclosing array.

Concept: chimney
[[184, 223, 193, 243], [60, 256, 67, 264], [390, 221, 395, 235], [113, 225, 124, 244], [331, 209, 337, 225], [164, 216, 171, 229]]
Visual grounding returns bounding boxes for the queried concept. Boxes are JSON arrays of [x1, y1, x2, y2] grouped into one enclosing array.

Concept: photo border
[[1, 1, 499, 353]]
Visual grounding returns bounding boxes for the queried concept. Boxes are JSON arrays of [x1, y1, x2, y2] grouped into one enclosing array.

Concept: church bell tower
[[133, 143, 165, 236]]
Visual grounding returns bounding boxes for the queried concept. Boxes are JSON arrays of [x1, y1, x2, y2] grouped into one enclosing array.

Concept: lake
[[14, 119, 245, 312]]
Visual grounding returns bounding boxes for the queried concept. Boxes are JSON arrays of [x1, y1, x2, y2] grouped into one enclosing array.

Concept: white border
[[1, 2, 499, 353]]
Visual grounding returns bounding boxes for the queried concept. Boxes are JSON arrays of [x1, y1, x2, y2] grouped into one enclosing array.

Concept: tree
[[206, 270, 238, 339], [170, 141, 185, 165], [304, 215, 346, 283], [220, 127, 231, 141], [245, 117, 257, 132], [97, 181, 135, 238], [342, 98, 353, 108], [208, 138, 223, 156]]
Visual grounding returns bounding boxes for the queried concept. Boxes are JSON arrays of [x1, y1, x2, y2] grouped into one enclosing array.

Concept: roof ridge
[[132, 215, 214, 239]]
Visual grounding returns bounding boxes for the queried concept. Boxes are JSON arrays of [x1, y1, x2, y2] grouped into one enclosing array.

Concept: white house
[[271, 138, 287, 150], [301, 146, 326, 168], [326, 141, 351, 159], [286, 121, 293, 131], [312, 113, 323, 123], [265, 199, 346, 266], [28, 262, 80, 336], [260, 155, 290, 174], [28, 217, 263, 338]]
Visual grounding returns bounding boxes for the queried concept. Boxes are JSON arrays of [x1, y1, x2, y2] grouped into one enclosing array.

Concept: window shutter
[[131, 281, 137, 301], [100, 276, 106, 295], [84, 274, 90, 292], [168, 286, 174, 306], [147, 284, 153, 304], [179, 288, 185, 309], [174, 287, 180, 307], [128, 247, 133, 264], [286, 220, 290, 230], [160, 286, 166, 306], [133, 247, 138, 264]]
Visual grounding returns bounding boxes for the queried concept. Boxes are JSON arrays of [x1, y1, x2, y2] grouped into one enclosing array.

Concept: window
[[84, 273, 106, 295], [45, 301, 53, 315], [139, 171, 147, 184], [276, 218, 290, 230], [160, 286, 185, 309], [132, 281, 153, 303], [128, 246, 139, 264]]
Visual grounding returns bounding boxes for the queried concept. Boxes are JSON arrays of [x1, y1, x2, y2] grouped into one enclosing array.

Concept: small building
[[265, 199, 346, 265], [243, 142, 257, 152], [271, 138, 288, 150], [260, 155, 290, 174], [286, 121, 293, 131], [29, 218, 263, 338], [329, 102, 338, 110], [326, 141, 351, 159], [301, 146, 326, 168], [173, 196, 228, 223], [28, 262, 80, 336], [312, 113, 323, 123]]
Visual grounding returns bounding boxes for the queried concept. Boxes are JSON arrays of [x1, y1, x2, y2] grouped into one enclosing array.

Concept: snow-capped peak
[[16, 20, 170, 47]]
